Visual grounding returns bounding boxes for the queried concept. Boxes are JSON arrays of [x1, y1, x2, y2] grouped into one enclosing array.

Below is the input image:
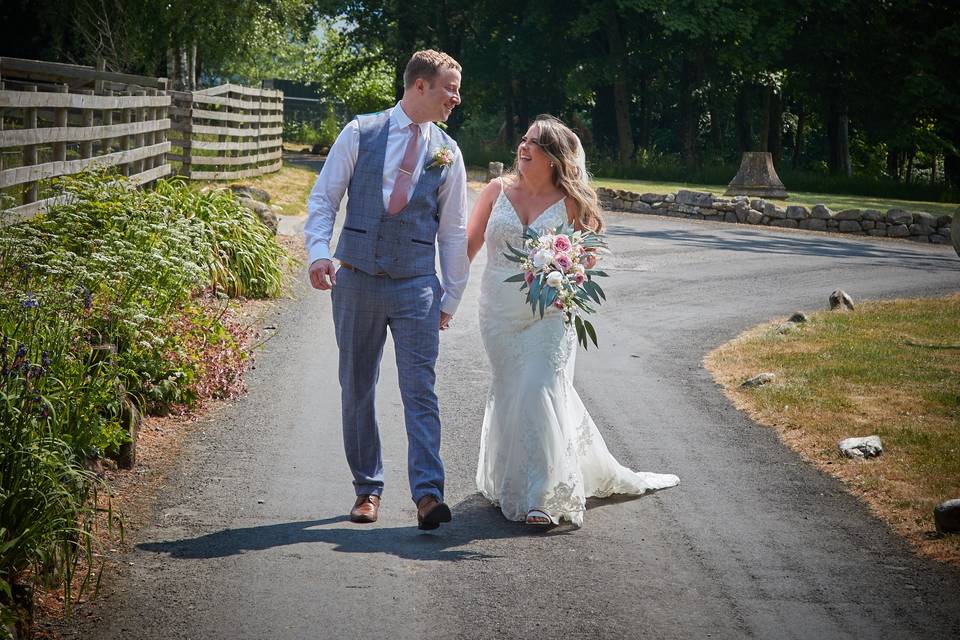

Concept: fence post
[[80, 89, 95, 160], [120, 90, 132, 176], [23, 85, 38, 205], [182, 92, 192, 178], [134, 89, 146, 176], [53, 84, 68, 163], [157, 79, 168, 174], [101, 89, 113, 159]]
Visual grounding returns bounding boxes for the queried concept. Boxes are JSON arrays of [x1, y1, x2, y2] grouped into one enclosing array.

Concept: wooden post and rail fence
[[0, 57, 283, 226]]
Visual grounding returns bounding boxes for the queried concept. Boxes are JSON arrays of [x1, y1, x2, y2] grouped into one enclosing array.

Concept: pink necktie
[[387, 123, 421, 214]]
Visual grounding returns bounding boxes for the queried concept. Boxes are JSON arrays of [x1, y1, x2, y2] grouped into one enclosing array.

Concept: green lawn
[[706, 294, 960, 565], [593, 177, 960, 217]]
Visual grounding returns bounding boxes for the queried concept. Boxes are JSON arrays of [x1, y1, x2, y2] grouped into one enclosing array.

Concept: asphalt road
[[68, 184, 960, 639]]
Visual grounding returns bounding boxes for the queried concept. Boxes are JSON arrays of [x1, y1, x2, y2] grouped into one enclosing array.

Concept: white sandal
[[525, 509, 554, 526]]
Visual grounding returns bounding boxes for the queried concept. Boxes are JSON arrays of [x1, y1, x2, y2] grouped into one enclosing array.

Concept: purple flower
[[41, 351, 51, 368], [21, 293, 39, 309]]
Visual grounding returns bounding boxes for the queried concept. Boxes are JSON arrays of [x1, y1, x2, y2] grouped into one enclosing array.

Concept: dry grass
[[238, 164, 317, 217], [705, 294, 960, 565]]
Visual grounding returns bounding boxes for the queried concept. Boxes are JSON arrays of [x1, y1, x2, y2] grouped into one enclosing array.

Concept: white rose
[[532, 251, 556, 269], [545, 270, 564, 288]]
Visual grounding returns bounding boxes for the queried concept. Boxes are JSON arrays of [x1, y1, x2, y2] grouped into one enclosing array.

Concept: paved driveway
[[70, 192, 960, 639]]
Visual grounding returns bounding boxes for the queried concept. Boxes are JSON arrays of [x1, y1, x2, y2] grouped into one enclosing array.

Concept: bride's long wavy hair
[[509, 114, 604, 233]]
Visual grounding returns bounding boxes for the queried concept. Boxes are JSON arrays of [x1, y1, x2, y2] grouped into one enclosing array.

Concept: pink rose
[[554, 253, 573, 271], [553, 235, 572, 253], [524, 270, 535, 285], [553, 299, 565, 310], [581, 253, 597, 270], [574, 273, 586, 285]]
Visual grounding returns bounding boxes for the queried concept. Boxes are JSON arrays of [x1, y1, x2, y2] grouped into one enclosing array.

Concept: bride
[[466, 115, 679, 527]]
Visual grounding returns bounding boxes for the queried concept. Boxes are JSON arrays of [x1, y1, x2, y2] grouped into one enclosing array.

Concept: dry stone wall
[[597, 187, 954, 245]]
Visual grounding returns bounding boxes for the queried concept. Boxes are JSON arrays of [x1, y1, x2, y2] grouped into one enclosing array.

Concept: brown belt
[[339, 260, 388, 277]]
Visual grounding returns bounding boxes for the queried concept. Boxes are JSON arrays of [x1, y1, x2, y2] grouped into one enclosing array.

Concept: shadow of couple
[[137, 493, 641, 563]]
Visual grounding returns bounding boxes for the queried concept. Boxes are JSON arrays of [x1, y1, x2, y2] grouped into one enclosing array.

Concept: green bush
[[283, 109, 340, 149], [0, 170, 287, 625]]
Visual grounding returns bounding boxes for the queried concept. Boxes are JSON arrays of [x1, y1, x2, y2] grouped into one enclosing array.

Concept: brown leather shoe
[[416, 495, 452, 530], [350, 494, 380, 523]]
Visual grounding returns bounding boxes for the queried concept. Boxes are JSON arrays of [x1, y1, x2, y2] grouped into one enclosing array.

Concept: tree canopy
[[3, 0, 959, 192]]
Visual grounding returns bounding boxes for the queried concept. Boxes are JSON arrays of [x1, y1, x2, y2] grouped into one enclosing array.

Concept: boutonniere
[[426, 145, 455, 170]]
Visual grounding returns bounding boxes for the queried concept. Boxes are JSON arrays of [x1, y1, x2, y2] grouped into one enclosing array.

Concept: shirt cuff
[[307, 245, 332, 265], [440, 292, 460, 315]]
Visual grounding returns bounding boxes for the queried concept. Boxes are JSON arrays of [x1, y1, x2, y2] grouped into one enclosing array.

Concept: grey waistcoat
[[333, 109, 457, 278]]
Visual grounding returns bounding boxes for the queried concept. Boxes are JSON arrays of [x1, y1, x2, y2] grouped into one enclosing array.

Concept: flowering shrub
[[0, 170, 286, 622]]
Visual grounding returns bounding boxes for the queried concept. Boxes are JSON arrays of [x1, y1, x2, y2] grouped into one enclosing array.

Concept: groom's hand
[[440, 312, 453, 330], [309, 259, 337, 291]]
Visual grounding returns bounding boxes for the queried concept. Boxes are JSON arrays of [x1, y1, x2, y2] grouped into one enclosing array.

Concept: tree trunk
[[793, 106, 805, 169], [638, 72, 649, 151], [760, 88, 770, 152], [515, 78, 529, 136], [886, 147, 899, 180], [768, 89, 783, 166], [708, 89, 723, 161], [678, 57, 700, 168], [605, 7, 634, 163], [735, 84, 753, 155], [189, 41, 197, 90], [946, 152, 960, 189], [503, 75, 516, 149], [906, 151, 915, 184], [931, 154, 938, 183], [827, 92, 851, 176]]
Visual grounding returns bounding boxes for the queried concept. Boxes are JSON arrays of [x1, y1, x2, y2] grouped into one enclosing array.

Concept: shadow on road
[[608, 224, 960, 271], [137, 494, 579, 563]]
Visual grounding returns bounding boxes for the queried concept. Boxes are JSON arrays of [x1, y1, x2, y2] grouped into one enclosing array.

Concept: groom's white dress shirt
[[304, 102, 470, 315]]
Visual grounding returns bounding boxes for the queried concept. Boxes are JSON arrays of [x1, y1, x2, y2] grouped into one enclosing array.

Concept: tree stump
[[487, 161, 504, 182], [724, 152, 788, 199]]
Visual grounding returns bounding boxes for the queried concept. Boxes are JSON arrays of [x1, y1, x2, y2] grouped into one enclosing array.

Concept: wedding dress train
[[475, 187, 679, 526]]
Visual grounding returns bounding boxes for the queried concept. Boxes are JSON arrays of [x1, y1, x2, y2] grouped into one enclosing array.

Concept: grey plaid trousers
[[330, 266, 444, 504]]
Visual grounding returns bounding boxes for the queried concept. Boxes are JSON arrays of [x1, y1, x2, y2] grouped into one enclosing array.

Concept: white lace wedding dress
[[475, 187, 680, 526]]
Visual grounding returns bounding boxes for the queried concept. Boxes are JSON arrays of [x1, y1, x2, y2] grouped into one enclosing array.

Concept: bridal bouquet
[[503, 224, 609, 349]]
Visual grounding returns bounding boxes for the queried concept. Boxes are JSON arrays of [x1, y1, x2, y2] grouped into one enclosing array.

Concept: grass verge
[[593, 177, 960, 217], [704, 294, 960, 565], [238, 164, 317, 217]]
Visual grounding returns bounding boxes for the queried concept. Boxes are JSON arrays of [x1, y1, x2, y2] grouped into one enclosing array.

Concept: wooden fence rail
[[1, 57, 284, 226], [169, 84, 283, 181], [0, 57, 172, 223]]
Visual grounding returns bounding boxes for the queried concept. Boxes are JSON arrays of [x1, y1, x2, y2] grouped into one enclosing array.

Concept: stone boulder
[[786, 205, 809, 220], [934, 499, 960, 534], [237, 196, 279, 234], [829, 289, 855, 310], [839, 435, 883, 459], [229, 183, 271, 204], [886, 208, 912, 225], [836, 209, 862, 221], [741, 372, 775, 388], [811, 204, 833, 219], [487, 161, 504, 181]]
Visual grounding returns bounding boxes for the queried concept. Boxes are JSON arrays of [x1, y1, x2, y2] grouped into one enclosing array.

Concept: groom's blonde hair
[[403, 50, 461, 88]]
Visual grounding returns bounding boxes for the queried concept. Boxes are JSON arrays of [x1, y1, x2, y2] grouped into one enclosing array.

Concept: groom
[[304, 50, 469, 530]]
